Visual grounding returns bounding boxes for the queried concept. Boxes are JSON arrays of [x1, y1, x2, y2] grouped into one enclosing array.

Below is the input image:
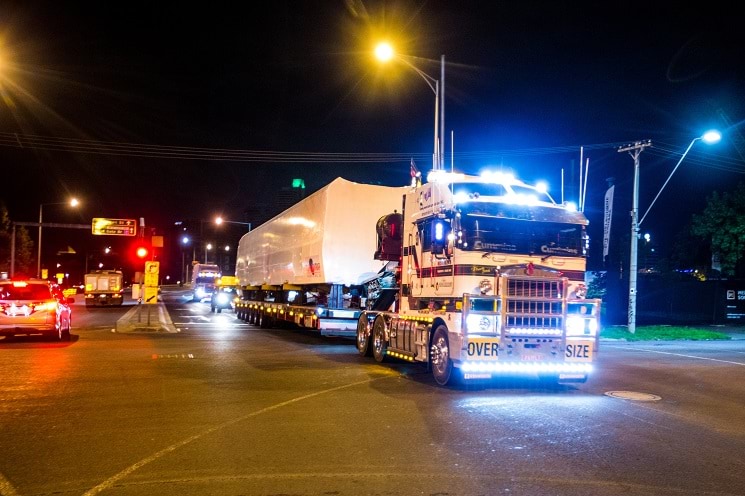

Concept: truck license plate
[[565, 340, 594, 362], [466, 338, 500, 361]]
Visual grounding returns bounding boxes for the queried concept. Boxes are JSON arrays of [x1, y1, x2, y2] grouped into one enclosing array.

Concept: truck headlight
[[566, 315, 598, 336], [466, 314, 495, 334]]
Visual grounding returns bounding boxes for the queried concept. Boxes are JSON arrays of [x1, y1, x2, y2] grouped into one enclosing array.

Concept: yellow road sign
[[92, 218, 137, 236], [143, 286, 159, 304]]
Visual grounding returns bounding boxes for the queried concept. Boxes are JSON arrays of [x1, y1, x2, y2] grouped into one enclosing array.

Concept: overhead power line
[[0, 131, 627, 163], [0, 132, 742, 175]]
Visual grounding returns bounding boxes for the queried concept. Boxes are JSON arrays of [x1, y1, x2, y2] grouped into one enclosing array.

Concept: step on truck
[[234, 171, 600, 386]]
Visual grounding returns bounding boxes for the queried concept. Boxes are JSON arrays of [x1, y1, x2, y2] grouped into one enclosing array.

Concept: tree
[[0, 204, 9, 274], [691, 182, 745, 277], [14, 227, 35, 276], [0, 203, 36, 277]]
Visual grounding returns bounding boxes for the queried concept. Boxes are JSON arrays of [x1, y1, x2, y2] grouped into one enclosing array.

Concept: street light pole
[[375, 44, 446, 170], [37, 203, 43, 278], [214, 217, 251, 273], [639, 132, 721, 226], [440, 54, 445, 170], [619, 130, 721, 334], [37, 199, 79, 279], [215, 217, 251, 231], [618, 141, 651, 334]]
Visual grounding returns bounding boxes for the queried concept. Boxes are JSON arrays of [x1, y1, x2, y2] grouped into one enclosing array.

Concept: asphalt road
[[0, 288, 744, 496]]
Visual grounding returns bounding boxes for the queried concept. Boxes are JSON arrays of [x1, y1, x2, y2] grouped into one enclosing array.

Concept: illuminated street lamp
[[215, 216, 251, 231], [619, 130, 721, 334], [375, 42, 445, 170], [205, 243, 213, 263], [38, 198, 79, 278]]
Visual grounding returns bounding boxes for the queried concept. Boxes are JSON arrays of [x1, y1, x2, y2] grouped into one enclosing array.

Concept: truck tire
[[372, 316, 388, 363], [430, 324, 459, 386], [356, 314, 372, 357], [259, 311, 273, 329]]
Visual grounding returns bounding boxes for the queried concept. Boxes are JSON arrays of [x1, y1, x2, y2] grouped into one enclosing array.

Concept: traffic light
[[136, 245, 149, 259], [131, 238, 151, 262]]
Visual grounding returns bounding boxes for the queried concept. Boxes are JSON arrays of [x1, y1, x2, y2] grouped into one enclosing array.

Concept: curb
[[115, 303, 179, 333]]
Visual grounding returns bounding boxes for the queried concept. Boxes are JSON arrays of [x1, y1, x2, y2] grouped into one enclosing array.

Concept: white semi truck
[[234, 172, 600, 386], [191, 263, 221, 302]]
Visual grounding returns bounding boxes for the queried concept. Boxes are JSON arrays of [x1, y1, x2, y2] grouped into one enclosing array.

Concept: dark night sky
[[1, 1, 744, 275]]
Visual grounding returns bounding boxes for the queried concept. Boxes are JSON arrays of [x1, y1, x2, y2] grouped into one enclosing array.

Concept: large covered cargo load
[[236, 178, 407, 288]]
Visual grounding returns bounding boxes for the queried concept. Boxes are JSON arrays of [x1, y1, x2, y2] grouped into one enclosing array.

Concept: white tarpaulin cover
[[236, 178, 407, 287]]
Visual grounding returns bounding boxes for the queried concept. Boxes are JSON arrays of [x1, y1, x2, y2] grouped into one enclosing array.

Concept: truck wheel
[[260, 312, 272, 328], [356, 315, 372, 357], [372, 316, 388, 363], [430, 325, 459, 386]]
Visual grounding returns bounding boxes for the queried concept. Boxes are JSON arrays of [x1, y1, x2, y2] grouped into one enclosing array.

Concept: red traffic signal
[[131, 239, 152, 261]]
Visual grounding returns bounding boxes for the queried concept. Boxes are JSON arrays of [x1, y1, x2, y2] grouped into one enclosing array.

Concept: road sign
[[143, 286, 159, 304], [92, 218, 137, 236], [145, 261, 159, 287]]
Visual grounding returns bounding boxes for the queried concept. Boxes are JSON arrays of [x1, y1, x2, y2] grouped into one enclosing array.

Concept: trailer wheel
[[356, 315, 372, 357], [372, 316, 388, 363], [430, 324, 459, 386], [259, 311, 273, 329]]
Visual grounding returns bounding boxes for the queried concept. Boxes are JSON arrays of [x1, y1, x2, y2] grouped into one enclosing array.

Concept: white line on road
[[605, 346, 745, 365], [83, 377, 386, 495], [172, 322, 250, 325]]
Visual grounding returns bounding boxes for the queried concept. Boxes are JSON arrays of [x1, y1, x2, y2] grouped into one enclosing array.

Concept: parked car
[[210, 286, 237, 313], [0, 279, 74, 341]]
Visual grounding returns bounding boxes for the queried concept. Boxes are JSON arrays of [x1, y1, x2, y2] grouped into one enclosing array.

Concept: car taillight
[[0, 301, 56, 316], [36, 301, 59, 312]]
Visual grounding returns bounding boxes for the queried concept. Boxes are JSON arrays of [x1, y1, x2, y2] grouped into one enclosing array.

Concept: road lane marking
[[605, 346, 745, 365], [171, 322, 250, 325], [83, 377, 386, 495]]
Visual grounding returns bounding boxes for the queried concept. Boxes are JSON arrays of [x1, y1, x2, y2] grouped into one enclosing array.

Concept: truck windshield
[[459, 213, 584, 258], [451, 182, 553, 203]]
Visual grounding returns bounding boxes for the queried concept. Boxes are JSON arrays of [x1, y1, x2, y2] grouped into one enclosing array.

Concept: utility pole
[[618, 140, 652, 334]]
